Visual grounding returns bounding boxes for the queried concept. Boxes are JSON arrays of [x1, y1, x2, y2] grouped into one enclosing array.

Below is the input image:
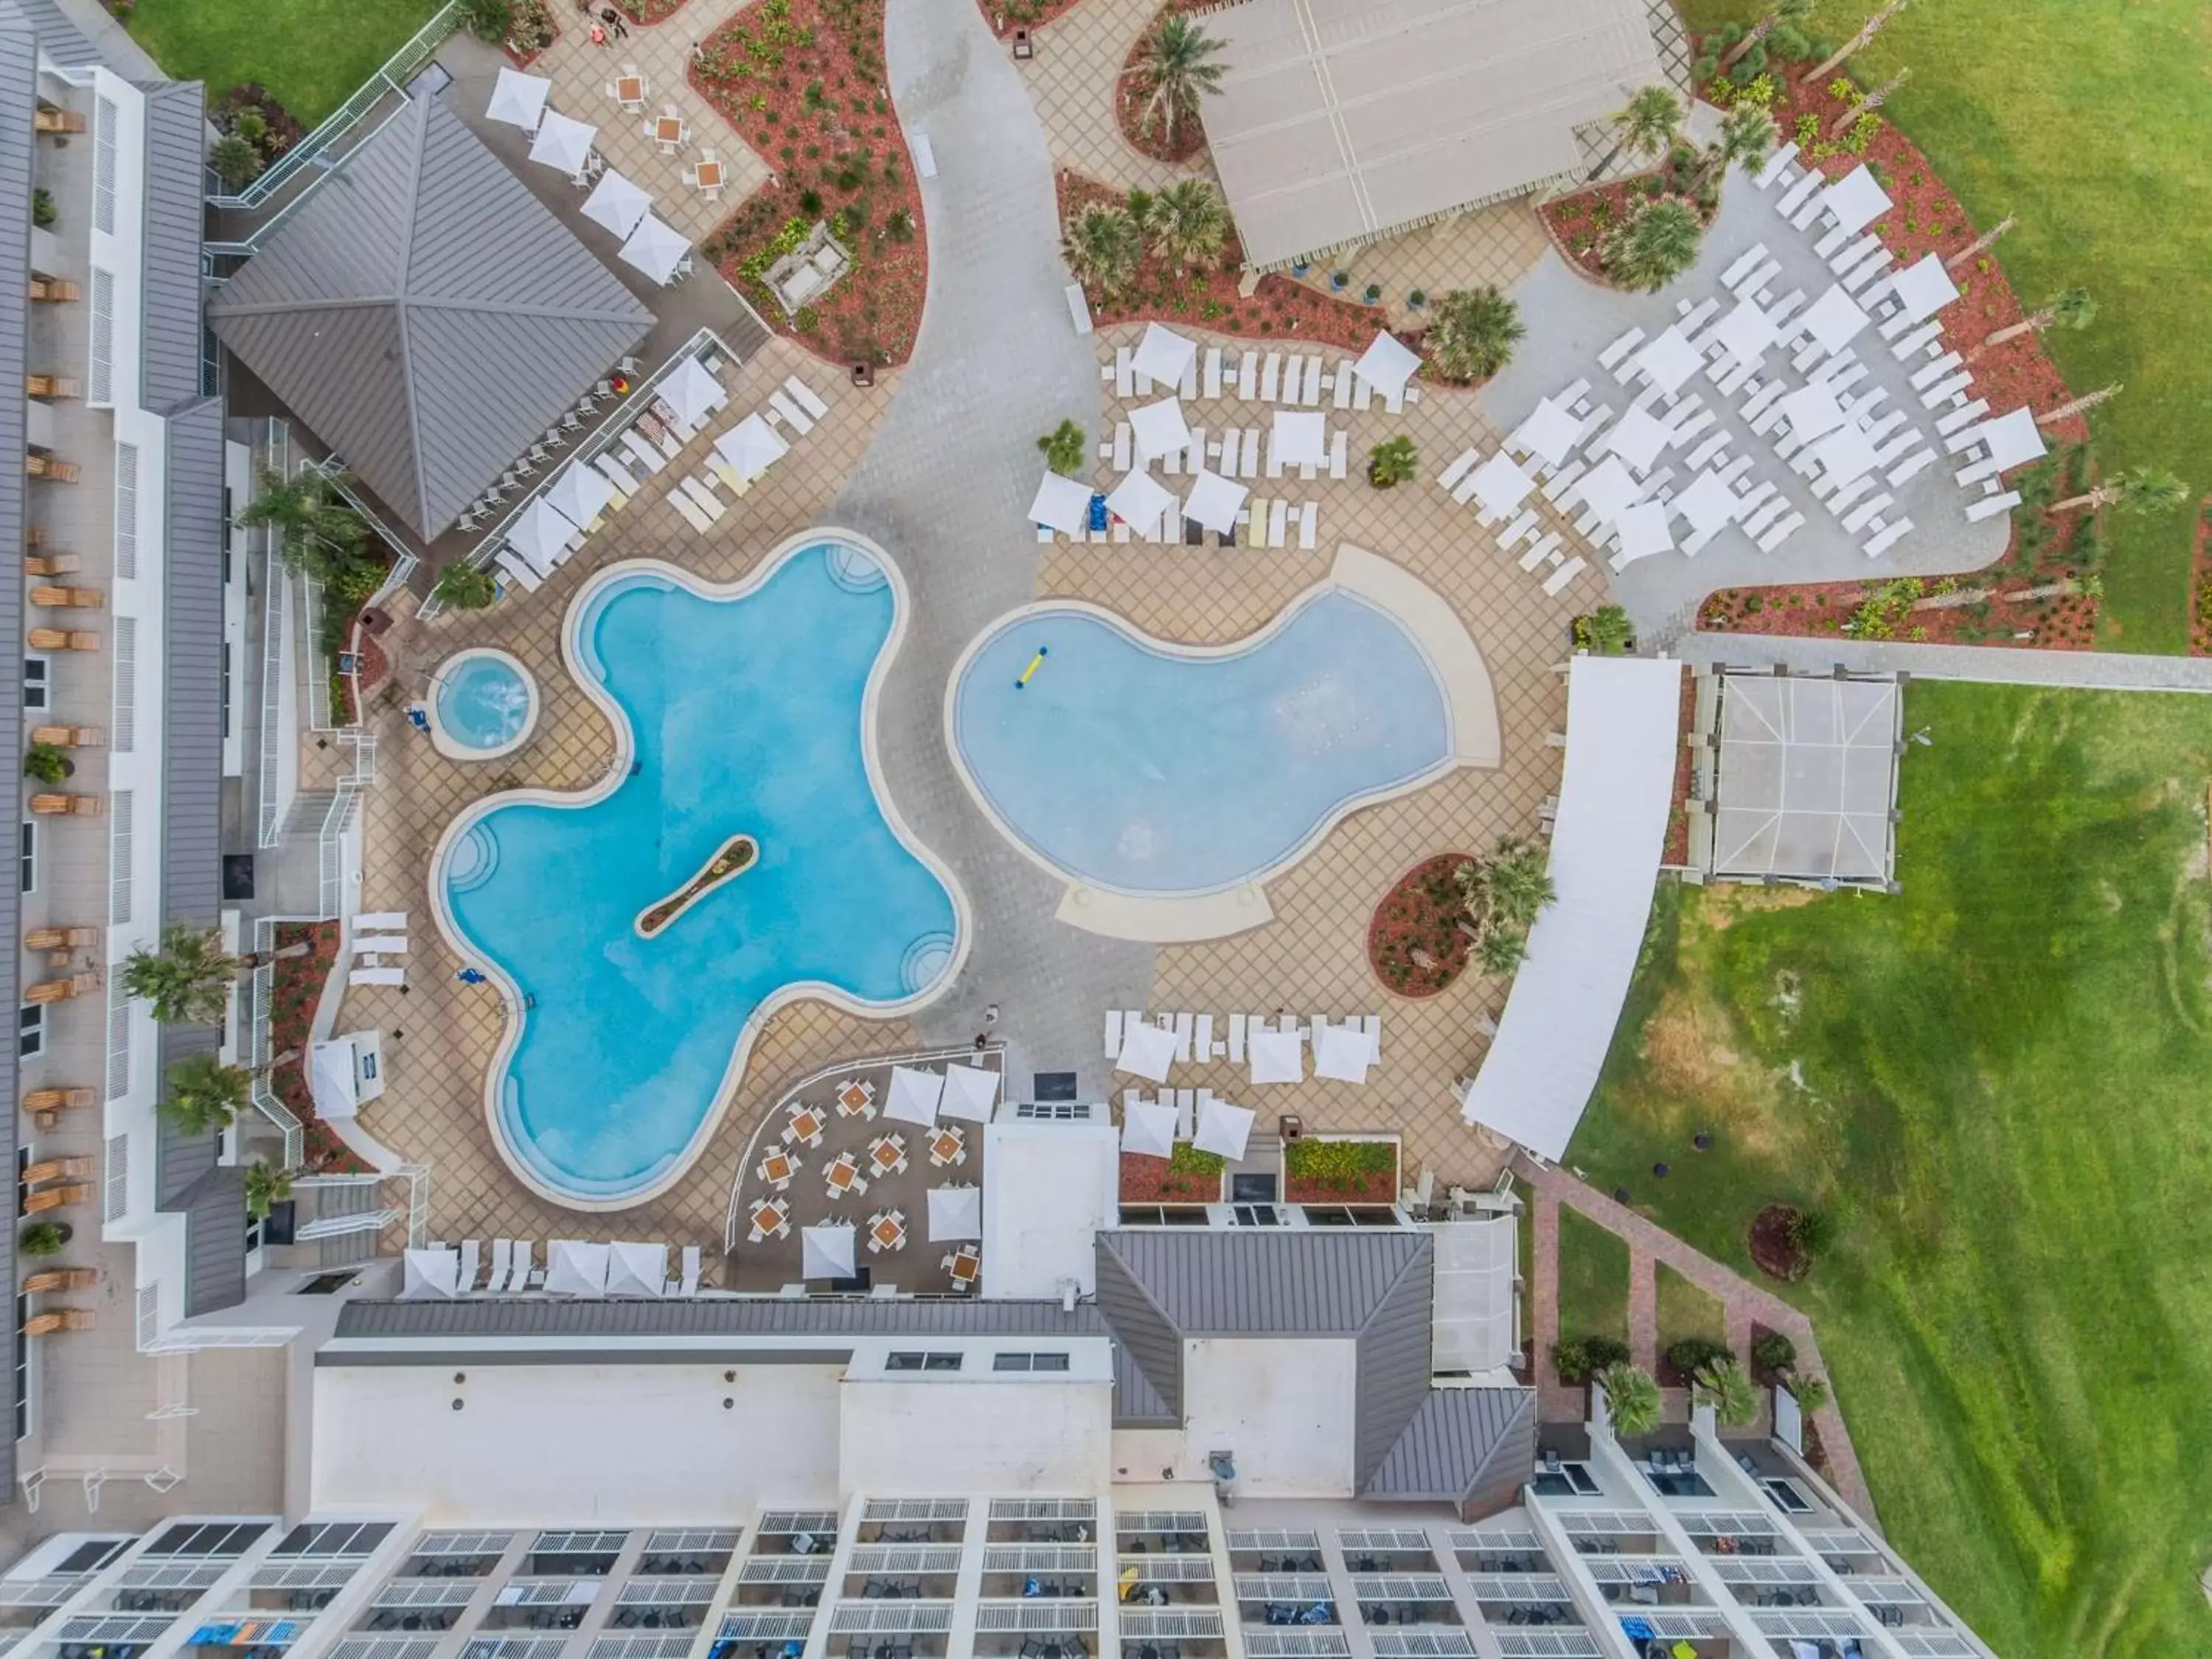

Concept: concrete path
[[1678, 630, 2212, 692], [835, 0, 1152, 1095]]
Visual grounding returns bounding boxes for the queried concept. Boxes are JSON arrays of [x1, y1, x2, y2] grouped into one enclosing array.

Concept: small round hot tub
[[429, 647, 539, 762]]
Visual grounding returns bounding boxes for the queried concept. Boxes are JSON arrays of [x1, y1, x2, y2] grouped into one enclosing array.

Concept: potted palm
[[20, 1220, 70, 1256], [23, 741, 71, 784]]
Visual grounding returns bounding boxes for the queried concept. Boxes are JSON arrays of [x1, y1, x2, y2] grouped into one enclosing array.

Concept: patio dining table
[[785, 1107, 824, 1147], [835, 1079, 874, 1116], [868, 1135, 906, 1175], [928, 1127, 964, 1167], [868, 1211, 907, 1252], [825, 1152, 863, 1197]]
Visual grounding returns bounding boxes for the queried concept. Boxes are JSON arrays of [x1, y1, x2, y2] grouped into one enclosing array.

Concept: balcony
[[27, 626, 98, 653]]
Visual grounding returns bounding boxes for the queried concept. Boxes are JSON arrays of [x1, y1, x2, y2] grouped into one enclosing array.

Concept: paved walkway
[[1514, 1152, 1881, 1528], [1678, 631, 2212, 691], [1018, 0, 1206, 192]]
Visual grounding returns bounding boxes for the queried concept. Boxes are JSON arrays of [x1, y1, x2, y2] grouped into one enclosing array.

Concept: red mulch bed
[[1663, 669, 1694, 867], [503, 0, 560, 68], [1284, 1166, 1397, 1206], [268, 922, 374, 1175], [1119, 1152, 1220, 1203], [692, 0, 927, 366], [1059, 172, 1384, 349], [1114, 7, 1207, 165], [351, 630, 390, 700], [1366, 853, 1473, 999], [2191, 505, 2212, 656], [1749, 1203, 1809, 1282], [976, 0, 1083, 36], [613, 0, 689, 24], [1539, 170, 1705, 285]]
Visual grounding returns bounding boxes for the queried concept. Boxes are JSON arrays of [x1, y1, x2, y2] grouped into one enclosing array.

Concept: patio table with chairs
[[867, 1133, 908, 1176], [686, 149, 726, 198], [757, 1148, 799, 1189], [866, 1209, 908, 1253], [836, 1077, 877, 1118], [943, 1243, 980, 1287], [784, 1105, 825, 1148], [650, 108, 689, 151], [747, 1197, 790, 1243], [927, 1125, 966, 1168], [608, 68, 647, 110], [824, 1151, 867, 1200]]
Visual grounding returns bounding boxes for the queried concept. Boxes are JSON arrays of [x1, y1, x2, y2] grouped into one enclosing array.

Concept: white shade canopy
[[1272, 409, 1327, 467], [1887, 252, 1961, 325], [1133, 322, 1198, 386], [605, 1241, 666, 1298], [1632, 327, 1701, 395], [939, 1063, 998, 1124], [1799, 285, 1871, 354], [1674, 470, 1745, 538], [1029, 470, 1094, 533], [1606, 406, 1672, 473], [1820, 164, 1893, 235], [543, 462, 614, 532], [1128, 397, 1193, 462], [486, 67, 551, 131], [883, 1065, 944, 1127], [1248, 1026, 1304, 1085], [1575, 456, 1640, 524], [580, 168, 651, 237], [1192, 1096, 1255, 1160], [1778, 383, 1847, 442], [528, 110, 597, 174], [1613, 499, 1674, 563], [618, 214, 690, 284], [1313, 1022, 1377, 1084], [714, 413, 788, 482], [545, 1239, 611, 1297], [1116, 1019, 1178, 1083], [400, 1247, 460, 1299], [659, 355, 726, 428], [310, 1040, 360, 1119], [509, 496, 581, 567], [1815, 422, 1881, 487], [1352, 329, 1420, 399], [1468, 451, 1537, 515], [1105, 468, 1176, 538], [1512, 397, 1582, 467], [1182, 467, 1248, 535], [1712, 299, 1779, 367], [1121, 1098, 1178, 1158], [1975, 406, 2047, 470], [801, 1223, 856, 1279], [925, 1184, 982, 1242]]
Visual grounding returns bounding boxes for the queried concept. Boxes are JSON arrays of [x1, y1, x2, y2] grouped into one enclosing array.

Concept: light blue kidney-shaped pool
[[950, 591, 1453, 897], [437, 538, 961, 1206]]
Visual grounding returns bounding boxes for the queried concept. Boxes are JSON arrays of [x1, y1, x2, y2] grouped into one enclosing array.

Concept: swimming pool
[[429, 648, 538, 761], [434, 534, 966, 1207], [948, 587, 1454, 898]]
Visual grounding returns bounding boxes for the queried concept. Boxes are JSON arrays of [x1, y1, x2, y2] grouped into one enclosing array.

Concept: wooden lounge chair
[[23, 1086, 91, 1115], [22, 1310, 94, 1336], [22, 1183, 89, 1213], [22, 1267, 97, 1293], [68, 794, 102, 817], [25, 554, 80, 577], [27, 276, 78, 302], [23, 1158, 91, 1186]]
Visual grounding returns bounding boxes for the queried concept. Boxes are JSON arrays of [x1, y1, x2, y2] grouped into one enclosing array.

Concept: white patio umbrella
[[883, 1064, 944, 1127], [542, 463, 614, 533], [1028, 470, 1094, 535], [1115, 1019, 1178, 1084], [1314, 1022, 1377, 1084], [1975, 406, 2046, 470], [507, 497, 580, 571], [309, 1040, 361, 1119], [1272, 409, 1327, 467], [1192, 1096, 1254, 1161], [1133, 321, 1198, 387], [801, 1223, 857, 1279], [580, 169, 651, 237], [1182, 467, 1248, 536], [619, 214, 691, 285], [1104, 469, 1175, 538], [925, 1184, 982, 1242], [659, 355, 726, 428], [1886, 252, 1961, 326], [714, 413, 788, 483], [544, 1239, 611, 1297], [528, 111, 597, 175], [605, 1241, 667, 1297], [938, 1063, 998, 1124], [1248, 1026, 1304, 1085], [1351, 330, 1420, 400], [1121, 1098, 1178, 1159], [400, 1247, 461, 1300], [486, 67, 550, 131], [1820, 164, 1892, 235], [1127, 397, 1193, 463]]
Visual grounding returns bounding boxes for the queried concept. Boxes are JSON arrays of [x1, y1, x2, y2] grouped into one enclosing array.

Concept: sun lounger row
[[446, 1238, 704, 1295], [1107, 1009, 1384, 1064], [1107, 342, 1415, 416]]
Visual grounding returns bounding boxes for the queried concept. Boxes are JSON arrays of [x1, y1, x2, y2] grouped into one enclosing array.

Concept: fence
[[254, 422, 293, 847], [246, 917, 310, 1170]]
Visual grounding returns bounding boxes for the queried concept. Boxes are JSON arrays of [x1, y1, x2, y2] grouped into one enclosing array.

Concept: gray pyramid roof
[[1362, 1386, 1536, 1516], [209, 94, 652, 538]]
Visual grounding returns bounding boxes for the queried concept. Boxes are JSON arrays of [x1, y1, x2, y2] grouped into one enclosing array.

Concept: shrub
[[1666, 1335, 1731, 1378], [1367, 434, 1419, 488], [1283, 1138, 1396, 1192], [18, 1220, 66, 1257], [1787, 1208, 1836, 1261], [433, 562, 498, 610], [1554, 1332, 1630, 1381], [209, 134, 264, 189], [30, 187, 54, 229], [23, 741, 70, 785], [1037, 418, 1087, 478], [1598, 1362, 1661, 1436], [1168, 1142, 1225, 1178], [1786, 1371, 1830, 1412], [1752, 1332, 1798, 1374], [457, 0, 515, 41]]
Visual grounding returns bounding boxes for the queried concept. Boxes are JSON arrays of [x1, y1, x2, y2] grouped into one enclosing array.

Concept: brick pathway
[[1514, 1152, 1881, 1528]]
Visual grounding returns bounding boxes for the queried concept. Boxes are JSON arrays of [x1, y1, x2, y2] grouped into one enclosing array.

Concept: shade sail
[[545, 1239, 611, 1296], [658, 355, 726, 428], [1029, 470, 1094, 533], [714, 413, 788, 481], [1711, 300, 1778, 366], [1192, 1096, 1255, 1160], [1631, 327, 1700, 395], [1248, 1026, 1303, 1084], [801, 1224, 857, 1279], [1674, 470, 1743, 538], [1352, 330, 1420, 399], [1313, 1022, 1375, 1083], [1814, 422, 1879, 487], [1128, 397, 1193, 462], [605, 1241, 666, 1297], [1887, 252, 1960, 325], [1105, 469, 1175, 538], [1574, 455, 1639, 524], [400, 1248, 460, 1299], [1513, 397, 1582, 467], [1182, 467, 1248, 535], [580, 168, 650, 237], [1606, 406, 1671, 473], [1613, 499, 1674, 562], [1778, 383, 1846, 442], [884, 1065, 944, 1126], [1133, 322, 1198, 386], [618, 213, 689, 284], [542, 462, 614, 531], [1820, 164, 1892, 235], [939, 1063, 999, 1124], [1116, 1020, 1178, 1083], [309, 1041, 360, 1119], [486, 67, 550, 131], [1272, 408, 1327, 466], [1798, 285, 1870, 354], [1976, 406, 2046, 470], [926, 1184, 982, 1242], [1468, 451, 1536, 515], [528, 110, 597, 174], [1121, 1099, 1178, 1158]]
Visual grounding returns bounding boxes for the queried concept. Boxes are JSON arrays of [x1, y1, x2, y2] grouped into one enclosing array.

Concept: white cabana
[[605, 1242, 666, 1298], [310, 1040, 362, 1119], [542, 462, 615, 533], [1183, 467, 1248, 535], [1573, 456, 1640, 526], [1192, 1096, 1255, 1161], [1798, 285, 1871, 355], [1467, 451, 1537, 516], [1351, 330, 1420, 400], [658, 355, 726, 428], [939, 1063, 999, 1124], [1120, 1098, 1178, 1159], [1613, 499, 1674, 564], [1272, 409, 1327, 467], [1711, 299, 1778, 367], [714, 413, 788, 483], [486, 67, 550, 131], [925, 1184, 982, 1242], [1248, 1026, 1304, 1085], [1887, 252, 1961, 325], [1631, 327, 1701, 395], [1975, 406, 2046, 470], [1029, 470, 1094, 534], [801, 1223, 857, 1280], [508, 497, 581, 569], [1674, 470, 1743, 540], [544, 1239, 611, 1297], [1512, 397, 1582, 468], [618, 214, 690, 285], [883, 1065, 944, 1127], [400, 1248, 461, 1300], [1815, 422, 1880, 487], [580, 168, 651, 237], [1820, 164, 1892, 235], [1778, 383, 1847, 442], [1115, 1019, 1178, 1084], [1605, 406, 1672, 473], [1128, 397, 1193, 462], [1105, 469, 1176, 538], [1133, 322, 1198, 387], [1313, 1022, 1376, 1084], [527, 111, 597, 175]]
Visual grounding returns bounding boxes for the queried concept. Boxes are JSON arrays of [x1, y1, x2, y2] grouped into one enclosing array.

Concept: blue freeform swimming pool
[[950, 591, 1453, 897], [437, 654, 532, 751], [437, 538, 961, 1205]]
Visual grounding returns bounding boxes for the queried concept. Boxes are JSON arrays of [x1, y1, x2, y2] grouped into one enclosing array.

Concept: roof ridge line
[[393, 98, 434, 532]]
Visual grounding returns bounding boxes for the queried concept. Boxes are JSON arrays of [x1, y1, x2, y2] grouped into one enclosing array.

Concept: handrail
[[246, 917, 307, 1170], [254, 420, 292, 847]]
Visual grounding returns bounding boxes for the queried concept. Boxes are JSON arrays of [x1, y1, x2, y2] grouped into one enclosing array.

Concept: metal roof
[[1360, 1386, 1536, 1517], [333, 1296, 1113, 1340], [1203, 0, 1662, 267], [181, 1165, 249, 1318], [136, 80, 207, 414], [207, 94, 653, 538], [0, 0, 94, 66]]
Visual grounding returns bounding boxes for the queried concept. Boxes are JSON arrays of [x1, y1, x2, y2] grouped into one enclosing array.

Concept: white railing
[[254, 422, 293, 846], [296, 458, 419, 734], [247, 916, 309, 1169], [397, 1164, 430, 1247]]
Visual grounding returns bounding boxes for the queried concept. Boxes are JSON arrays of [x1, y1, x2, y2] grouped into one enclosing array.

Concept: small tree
[[123, 921, 239, 1026], [1598, 1362, 1662, 1437], [161, 1054, 253, 1137], [209, 134, 264, 189], [1785, 1208, 1836, 1263], [239, 467, 375, 588], [1786, 1372, 1831, 1413], [23, 741, 70, 784], [1722, 0, 1815, 69], [1037, 419, 1088, 477], [1141, 178, 1230, 273], [1587, 85, 1681, 181], [1128, 13, 1226, 148], [243, 1160, 295, 1220], [1425, 285, 1524, 383], [2037, 383, 2121, 428], [458, 0, 518, 42], [1751, 1331, 1798, 1374], [1806, 0, 1910, 84], [1699, 105, 1778, 193], [1603, 197, 1705, 293], [1456, 835, 1557, 976], [1945, 213, 2015, 275], [2051, 467, 2188, 519], [1694, 1358, 1760, 1427], [434, 562, 498, 611], [19, 1220, 67, 1257], [1579, 604, 1635, 655], [1061, 203, 1143, 302], [1968, 285, 2094, 361], [1367, 435, 1419, 488], [1829, 66, 1909, 139]]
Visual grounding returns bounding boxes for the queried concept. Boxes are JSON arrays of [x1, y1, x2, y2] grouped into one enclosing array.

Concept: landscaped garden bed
[[1366, 854, 1475, 998], [1119, 1144, 1222, 1203], [1662, 669, 1696, 868], [2190, 505, 2212, 657], [499, 0, 557, 66], [1282, 1136, 1397, 1205], [692, 0, 925, 365], [266, 922, 374, 1175], [613, 0, 689, 24], [1113, 4, 1207, 164]]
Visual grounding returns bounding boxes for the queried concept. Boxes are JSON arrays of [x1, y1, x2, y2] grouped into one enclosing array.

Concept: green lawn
[[1571, 681, 2212, 1658], [1683, 0, 2212, 651], [1556, 1204, 1631, 1346], [128, 0, 445, 128], [1655, 1265, 1726, 1357]]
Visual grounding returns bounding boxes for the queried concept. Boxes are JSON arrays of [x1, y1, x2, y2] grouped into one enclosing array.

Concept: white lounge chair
[[671, 1244, 702, 1296], [1964, 491, 2020, 523], [1863, 518, 1913, 557], [489, 1239, 514, 1293], [355, 911, 408, 931], [1104, 1009, 1124, 1058], [349, 967, 404, 988], [1228, 1013, 1247, 1062], [1540, 558, 1586, 597]]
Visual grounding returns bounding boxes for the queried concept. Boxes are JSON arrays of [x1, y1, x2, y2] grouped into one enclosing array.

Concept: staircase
[[293, 1178, 397, 1267]]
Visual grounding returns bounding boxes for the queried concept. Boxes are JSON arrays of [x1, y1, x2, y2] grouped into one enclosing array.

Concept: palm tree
[[2037, 383, 2121, 428], [1828, 66, 1909, 139], [238, 467, 371, 585], [1128, 14, 1225, 149], [123, 922, 238, 1025], [161, 1054, 252, 1137], [243, 1160, 296, 1220], [1476, 838, 1557, 935], [1602, 197, 1704, 293], [1586, 85, 1680, 182], [1786, 1372, 1831, 1413], [1580, 603, 1635, 655], [1062, 202, 1144, 302], [1425, 285, 1524, 383], [433, 562, 498, 610], [1141, 178, 1230, 273], [1968, 285, 2094, 361], [1694, 1358, 1760, 1427], [2051, 466, 2188, 518], [1366, 435, 1419, 488], [1944, 212, 2015, 275], [1037, 419, 1088, 476], [1722, 0, 1815, 69], [1807, 0, 1910, 84], [1598, 1362, 1662, 1438], [1699, 106, 1777, 193]]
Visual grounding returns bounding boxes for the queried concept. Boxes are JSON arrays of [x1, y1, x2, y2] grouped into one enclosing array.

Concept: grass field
[[1655, 1265, 1725, 1357], [1683, 0, 2212, 650], [128, 0, 445, 127], [1555, 1206, 1631, 1346], [1571, 681, 2212, 1656]]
